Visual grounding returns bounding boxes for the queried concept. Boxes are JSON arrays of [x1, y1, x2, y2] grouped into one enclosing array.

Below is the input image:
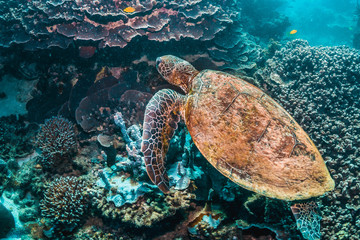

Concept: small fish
[[290, 29, 297, 35], [123, 7, 135, 13]]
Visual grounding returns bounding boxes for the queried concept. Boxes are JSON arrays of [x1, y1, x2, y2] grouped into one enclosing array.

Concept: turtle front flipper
[[291, 201, 321, 240], [141, 89, 185, 193]]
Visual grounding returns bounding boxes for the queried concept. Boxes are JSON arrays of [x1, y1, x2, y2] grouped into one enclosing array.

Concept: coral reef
[[95, 167, 156, 208], [0, 158, 10, 193], [208, 26, 263, 72], [0, 0, 240, 50], [167, 160, 204, 191], [255, 39, 360, 239], [13, 155, 46, 196], [188, 202, 225, 237], [75, 75, 152, 133], [40, 176, 89, 229], [0, 116, 35, 161], [35, 116, 76, 167], [93, 187, 195, 227], [113, 111, 145, 179], [1, 0, 358, 236]]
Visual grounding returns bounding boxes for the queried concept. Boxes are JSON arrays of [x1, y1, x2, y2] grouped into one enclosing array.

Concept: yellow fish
[[290, 29, 297, 35], [124, 7, 135, 13]]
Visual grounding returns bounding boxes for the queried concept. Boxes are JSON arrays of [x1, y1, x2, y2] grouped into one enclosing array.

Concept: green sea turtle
[[141, 55, 334, 239]]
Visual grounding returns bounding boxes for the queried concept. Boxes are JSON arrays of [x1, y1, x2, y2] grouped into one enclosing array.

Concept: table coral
[[0, 0, 240, 50], [209, 26, 263, 72]]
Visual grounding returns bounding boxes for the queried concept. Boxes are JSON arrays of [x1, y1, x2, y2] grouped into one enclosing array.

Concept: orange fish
[[124, 7, 135, 13], [290, 29, 297, 35]]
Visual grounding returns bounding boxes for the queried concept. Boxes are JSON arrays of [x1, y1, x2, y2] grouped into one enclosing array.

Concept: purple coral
[[40, 176, 88, 227], [36, 116, 76, 164]]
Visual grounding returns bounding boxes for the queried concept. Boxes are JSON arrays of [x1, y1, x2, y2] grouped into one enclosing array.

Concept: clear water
[[0, 1, 359, 239]]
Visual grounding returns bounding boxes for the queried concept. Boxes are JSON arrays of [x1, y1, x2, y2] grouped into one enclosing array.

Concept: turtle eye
[[156, 57, 162, 66]]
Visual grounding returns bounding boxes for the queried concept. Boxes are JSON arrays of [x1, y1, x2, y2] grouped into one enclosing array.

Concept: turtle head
[[156, 55, 199, 94]]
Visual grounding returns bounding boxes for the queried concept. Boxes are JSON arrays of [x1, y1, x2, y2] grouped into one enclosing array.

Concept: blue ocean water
[[0, 0, 359, 240], [279, 0, 358, 46]]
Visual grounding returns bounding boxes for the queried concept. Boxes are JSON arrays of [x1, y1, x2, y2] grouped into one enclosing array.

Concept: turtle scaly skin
[[141, 89, 185, 193]]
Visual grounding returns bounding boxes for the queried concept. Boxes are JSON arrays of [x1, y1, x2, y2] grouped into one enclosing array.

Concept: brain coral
[[255, 39, 360, 239], [40, 176, 88, 227], [35, 116, 76, 165], [0, 0, 240, 50]]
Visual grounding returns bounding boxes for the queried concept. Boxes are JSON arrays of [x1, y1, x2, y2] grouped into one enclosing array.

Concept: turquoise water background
[[279, 0, 357, 46]]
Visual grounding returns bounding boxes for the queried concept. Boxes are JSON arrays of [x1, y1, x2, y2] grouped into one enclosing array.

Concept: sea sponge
[[40, 176, 88, 227], [35, 116, 76, 165]]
